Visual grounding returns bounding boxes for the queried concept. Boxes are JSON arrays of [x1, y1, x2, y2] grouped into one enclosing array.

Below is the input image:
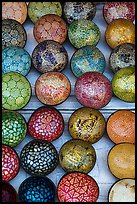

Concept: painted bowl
[[32, 40, 68, 73], [28, 106, 64, 142], [2, 110, 27, 147], [33, 14, 67, 44], [68, 19, 100, 49], [59, 139, 96, 173], [57, 172, 99, 202], [63, 2, 96, 24], [68, 107, 106, 143], [2, 46, 31, 76], [2, 182, 18, 202], [107, 143, 135, 179], [2, 72, 31, 110], [112, 66, 135, 102], [107, 110, 135, 144], [71, 45, 106, 77], [2, 19, 27, 50], [20, 139, 58, 176], [105, 19, 135, 49], [28, 2, 62, 24]]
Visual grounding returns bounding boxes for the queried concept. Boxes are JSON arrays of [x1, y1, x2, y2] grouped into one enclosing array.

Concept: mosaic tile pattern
[[20, 140, 58, 176], [18, 176, 56, 202], [2, 182, 17, 202], [32, 40, 68, 73], [2, 46, 31, 76], [75, 72, 112, 109], [68, 19, 100, 49], [2, 2, 27, 24], [2, 19, 27, 50], [103, 2, 135, 24], [28, 2, 62, 24], [33, 14, 67, 44], [105, 19, 135, 49], [68, 107, 106, 143], [2, 72, 31, 110], [2, 145, 19, 182], [28, 107, 64, 142], [109, 43, 135, 73], [112, 67, 135, 102], [59, 139, 96, 173], [63, 2, 96, 24], [71, 45, 106, 77], [35, 72, 71, 106], [57, 172, 99, 202], [2, 110, 27, 147]]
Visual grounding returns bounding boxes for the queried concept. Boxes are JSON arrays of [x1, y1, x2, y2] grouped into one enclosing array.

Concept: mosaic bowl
[[68, 107, 106, 143], [109, 43, 135, 73], [28, 106, 64, 142], [75, 72, 112, 109], [108, 143, 135, 179], [63, 2, 96, 24], [71, 45, 106, 77], [2, 46, 31, 76], [112, 66, 135, 102], [33, 14, 67, 44], [57, 172, 99, 202], [108, 179, 135, 202], [2, 72, 31, 110], [105, 19, 135, 49], [2, 145, 19, 182], [2, 19, 27, 50], [103, 2, 135, 24], [2, 2, 27, 24], [28, 2, 62, 24], [68, 19, 100, 49], [35, 72, 71, 106], [59, 139, 96, 173], [20, 140, 58, 176], [2, 182, 17, 202], [18, 176, 56, 202], [2, 110, 27, 147], [107, 110, 135, 144], [32, 40, 68, 73]]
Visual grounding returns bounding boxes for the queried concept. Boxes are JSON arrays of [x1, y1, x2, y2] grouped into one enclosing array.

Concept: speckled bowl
[[68, 19, 100, 49], [2, 182, 18, 202], [105, 19, 135, 49], [2, 2, 27, 24], [28, 106, 64, 142], [28, 2, 62, 24], [32, 40, 68, 73], [2, 72, 32, 110], [2, 145, 20, 182], [112, 66, 135, 102], [35, 72, 71, 106], [57, 172, 99, 202], [107, 143, 135, 179], [59, 139, 96, 173], [18, 176, 56, 202], [71, 45, 106, 77], [63, 2, 96, 24], [109, 43, 135, 73], [68, 107, 106, 143], [107, 110, 135, 144], [2, 110, 27, 147], [2, 46, 31, 76], [33, 14, 67, 44], [108, 178, 135, 202], [75, 72, 112, 109], [2, 19, 27, 50], [103, 2, 135, 24], [20, 140, 58, 176]]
